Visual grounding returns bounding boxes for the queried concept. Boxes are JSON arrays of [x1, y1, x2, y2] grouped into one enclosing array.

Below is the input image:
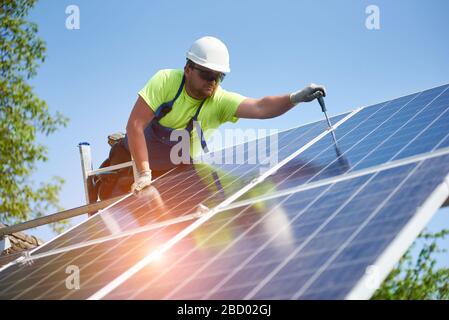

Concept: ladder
[[0, 142, 137, 238]]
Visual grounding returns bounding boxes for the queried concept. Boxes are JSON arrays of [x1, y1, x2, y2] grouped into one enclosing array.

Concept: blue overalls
[[123, 75, 224, 195], [124, 75, 208, 172]]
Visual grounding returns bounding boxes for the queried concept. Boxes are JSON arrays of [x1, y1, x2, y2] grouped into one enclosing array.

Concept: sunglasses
[[190, 65, 226, 83]]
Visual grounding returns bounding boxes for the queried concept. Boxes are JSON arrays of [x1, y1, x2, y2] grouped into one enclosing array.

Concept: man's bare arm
[[235, 83, 326, 119], [235, 95, 294, 119], [126, 96, 154, 173]]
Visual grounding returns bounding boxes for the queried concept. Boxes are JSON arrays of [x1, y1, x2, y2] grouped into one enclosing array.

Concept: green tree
[[1, 0, 69, 232], [373, 229, 449, 300]]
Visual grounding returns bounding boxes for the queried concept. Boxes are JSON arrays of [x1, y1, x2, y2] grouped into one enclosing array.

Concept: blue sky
[[23, 0, 449, 267]]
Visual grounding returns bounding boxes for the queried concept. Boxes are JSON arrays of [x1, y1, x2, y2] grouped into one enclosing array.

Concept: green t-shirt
[[138, 69, 246, 157]]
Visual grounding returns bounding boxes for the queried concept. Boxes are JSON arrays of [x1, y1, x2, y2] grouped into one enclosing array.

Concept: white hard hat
[[186, 36, 230, 73]]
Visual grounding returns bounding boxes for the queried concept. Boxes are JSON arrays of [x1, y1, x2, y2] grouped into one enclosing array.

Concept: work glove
[[290, 83, 327, 105], [131, 170, 152, 194]]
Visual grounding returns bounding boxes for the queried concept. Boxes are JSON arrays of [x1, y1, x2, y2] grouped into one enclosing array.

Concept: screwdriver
[[315, 93, 351, 169], [316, 93, 338, 146]]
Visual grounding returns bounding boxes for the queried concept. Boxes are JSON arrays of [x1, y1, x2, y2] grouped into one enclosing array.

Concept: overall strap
[[151, 72, 209, 153], [185, 100, 208, 152], [211, 170, 225, 198], [183, 99, 224, 193], [155, 79, 222, 196], [153, 75, 185, 121]]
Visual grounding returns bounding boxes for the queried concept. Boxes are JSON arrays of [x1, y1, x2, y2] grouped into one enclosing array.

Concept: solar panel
[[100, 154, 449, 300], [0, 83, 448, 300], [0, 112, 351, 299], [30, 112, 349, 256], [235, 84, 449, 200], [0, 214, 195, 299]]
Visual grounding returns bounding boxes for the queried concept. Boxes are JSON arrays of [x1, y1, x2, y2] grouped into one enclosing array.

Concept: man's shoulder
[[211, 86, 245, 102], [144, 69, 184, 98], [153, 68, 183, 82], [139, 69, 184, 108]]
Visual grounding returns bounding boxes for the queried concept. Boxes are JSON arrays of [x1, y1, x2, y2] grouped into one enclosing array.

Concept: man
[[125, 36, 326, 194]]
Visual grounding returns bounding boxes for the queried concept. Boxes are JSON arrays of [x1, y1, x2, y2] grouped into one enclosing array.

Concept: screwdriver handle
[[317, 96, 327, 113]]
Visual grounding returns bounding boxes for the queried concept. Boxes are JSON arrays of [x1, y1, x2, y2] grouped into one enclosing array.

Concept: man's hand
[[290, 83, 327, 105], [131, 170, 152, 194]]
